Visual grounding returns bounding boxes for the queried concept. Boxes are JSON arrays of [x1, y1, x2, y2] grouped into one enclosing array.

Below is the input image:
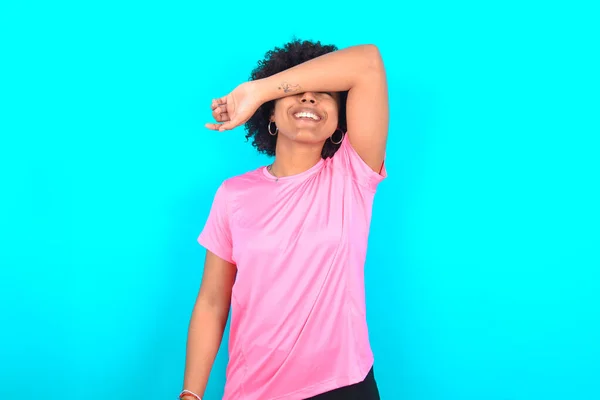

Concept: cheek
[[274, 100, 292, 120], [273, 102, 283, 118], [327, 107, 340, 127]]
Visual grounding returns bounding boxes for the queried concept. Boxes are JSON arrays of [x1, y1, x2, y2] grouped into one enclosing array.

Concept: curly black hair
[[244, 39, 348, 159]]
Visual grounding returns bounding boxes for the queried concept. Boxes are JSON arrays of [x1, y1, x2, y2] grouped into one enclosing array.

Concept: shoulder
[[208, 166, 266, 210], [326, 133, 387, 191], [202, 167, 264, 221], [220, 166, 264, 193]]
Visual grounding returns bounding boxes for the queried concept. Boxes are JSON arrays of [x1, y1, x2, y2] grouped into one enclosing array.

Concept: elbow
[[197, 290, 231, 321], [363, 43, 380, 53], [362, 44, 381, 58], [359, 44, 385, 78]]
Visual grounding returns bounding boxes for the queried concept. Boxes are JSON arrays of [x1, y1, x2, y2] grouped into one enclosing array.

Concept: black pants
[[304, 366, 380, 399]]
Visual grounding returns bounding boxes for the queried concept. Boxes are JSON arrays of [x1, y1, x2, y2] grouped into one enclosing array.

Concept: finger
[[205, 122, 222, 130], [212, 110, 229, 122], [218, 118, 241, 132], [211, 105, 228, 115], [211, 97, 227, 110]]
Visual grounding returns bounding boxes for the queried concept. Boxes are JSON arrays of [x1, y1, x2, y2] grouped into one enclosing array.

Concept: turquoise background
[[1, 1, 599, 399]]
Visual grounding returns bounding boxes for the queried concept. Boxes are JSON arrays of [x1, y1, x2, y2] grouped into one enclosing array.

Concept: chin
[[290, 131, 329, 144]]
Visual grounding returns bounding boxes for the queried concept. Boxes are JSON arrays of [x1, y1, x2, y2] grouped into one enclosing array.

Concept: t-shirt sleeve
[[197, 181, 235, 264], [332, 133, 387, 191]]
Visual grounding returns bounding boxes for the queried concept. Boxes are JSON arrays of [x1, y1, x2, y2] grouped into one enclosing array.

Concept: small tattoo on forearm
[[278, 82, 301, 93]]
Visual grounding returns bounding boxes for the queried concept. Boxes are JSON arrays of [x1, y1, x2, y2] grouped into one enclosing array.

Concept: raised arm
[[256, 44, 389, 172], [207, 44, 389, 173]]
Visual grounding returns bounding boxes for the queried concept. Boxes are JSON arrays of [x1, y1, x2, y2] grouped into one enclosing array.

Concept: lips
[[291, 107, 323, 122]]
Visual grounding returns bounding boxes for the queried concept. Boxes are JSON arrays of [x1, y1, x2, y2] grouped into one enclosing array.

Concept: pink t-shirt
[[197, 134, 386, 399]]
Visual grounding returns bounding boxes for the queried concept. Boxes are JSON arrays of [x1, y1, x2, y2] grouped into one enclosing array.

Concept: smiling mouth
[[293, 111, 322, 122]]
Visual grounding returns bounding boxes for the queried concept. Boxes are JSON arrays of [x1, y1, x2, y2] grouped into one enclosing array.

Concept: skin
[[206, 44, 389, 173], [265, 90, 342, 177], [181, 251, 235, 400], [183, 44, 389, 398]]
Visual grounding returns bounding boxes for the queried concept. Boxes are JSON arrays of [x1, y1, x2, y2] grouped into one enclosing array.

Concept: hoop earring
[[330, 128, 345, 144], [268, 121, 278, 136]]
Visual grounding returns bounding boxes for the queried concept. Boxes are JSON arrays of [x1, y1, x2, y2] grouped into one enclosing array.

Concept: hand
[[205, 81, 263, 132]]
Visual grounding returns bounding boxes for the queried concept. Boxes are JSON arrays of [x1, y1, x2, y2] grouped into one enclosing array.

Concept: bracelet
[[179, 389, 202, 400]]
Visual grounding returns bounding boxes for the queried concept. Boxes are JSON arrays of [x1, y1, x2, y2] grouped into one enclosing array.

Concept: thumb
[[218, 116, 244, 132], [218, 121, 235, 132]]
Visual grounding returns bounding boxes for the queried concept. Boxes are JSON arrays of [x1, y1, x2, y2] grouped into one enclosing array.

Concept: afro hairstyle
[[244, 38, 348, 159]]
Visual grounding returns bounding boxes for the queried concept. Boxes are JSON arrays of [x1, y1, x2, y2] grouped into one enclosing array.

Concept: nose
[[300, 92, 317, 104]]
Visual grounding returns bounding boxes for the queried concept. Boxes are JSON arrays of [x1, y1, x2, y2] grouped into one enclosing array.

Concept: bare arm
[[256, 44, 389, 172], [182, 250, 236, 398]]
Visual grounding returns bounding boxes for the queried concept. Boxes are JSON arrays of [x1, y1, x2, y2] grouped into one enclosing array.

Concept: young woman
[[181, 39, 389, 400]]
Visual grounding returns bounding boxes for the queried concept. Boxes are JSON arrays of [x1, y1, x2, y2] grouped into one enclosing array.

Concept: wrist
[[179, 389, 202, 400], [253, 78, 275, 105]]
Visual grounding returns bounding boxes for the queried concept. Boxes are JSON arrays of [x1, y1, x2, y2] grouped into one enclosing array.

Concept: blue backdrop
[[1, 1, 599, 399]]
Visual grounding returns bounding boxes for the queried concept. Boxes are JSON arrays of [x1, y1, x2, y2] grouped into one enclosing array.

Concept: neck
[[270, 140, 323, 177]]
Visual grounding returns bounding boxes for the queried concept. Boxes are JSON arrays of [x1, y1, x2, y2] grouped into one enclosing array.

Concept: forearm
[[256, 44, 382, 102], [182, 301, 229, 398]]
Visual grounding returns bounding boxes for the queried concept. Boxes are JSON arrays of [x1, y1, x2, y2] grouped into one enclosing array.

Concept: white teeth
[[294, 111, 320, 120]]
